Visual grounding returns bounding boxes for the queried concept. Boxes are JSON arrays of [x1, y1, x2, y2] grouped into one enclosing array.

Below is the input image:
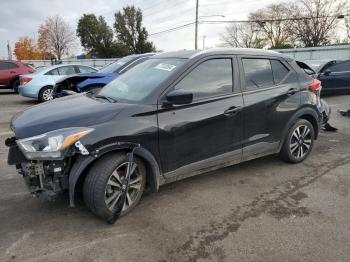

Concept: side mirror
[[166, 89, 193, 105], [324, 69, 331, 76]]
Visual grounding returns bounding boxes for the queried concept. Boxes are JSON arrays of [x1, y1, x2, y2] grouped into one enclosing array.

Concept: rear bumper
[[18, 85, 39, 99]]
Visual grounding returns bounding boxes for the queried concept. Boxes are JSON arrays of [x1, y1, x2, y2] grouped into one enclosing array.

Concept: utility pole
[[202, 35, 206, 49], [7, 40, 12, 60], [195, 0, 199, 50]]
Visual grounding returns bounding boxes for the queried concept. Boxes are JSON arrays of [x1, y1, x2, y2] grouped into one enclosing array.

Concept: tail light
[[308, 79, 322, 96], [20, 77, 32, 85]]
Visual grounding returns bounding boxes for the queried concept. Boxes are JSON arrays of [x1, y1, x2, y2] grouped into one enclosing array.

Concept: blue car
[[54, 53, 155, 96]]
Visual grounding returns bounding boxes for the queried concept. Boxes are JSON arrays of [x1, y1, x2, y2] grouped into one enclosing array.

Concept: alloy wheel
[[42, 88, 54, 101], [104, 162, 142, 212], [289, 125, 312, 159]]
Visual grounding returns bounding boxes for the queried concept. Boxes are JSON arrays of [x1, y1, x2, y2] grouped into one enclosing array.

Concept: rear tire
[[12, 79, 19, 93], [279, 119, 314, 163], [39, 86, 54, 102], [83, 152, 146, 221]]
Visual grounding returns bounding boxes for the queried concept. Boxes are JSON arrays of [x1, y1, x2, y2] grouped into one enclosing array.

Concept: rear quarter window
[[7, 62, 19, 69], [327, 61, 350, 73], [45, 69, 60, 75], [0, 62, 8, 70], [271, 60, 290, 84]]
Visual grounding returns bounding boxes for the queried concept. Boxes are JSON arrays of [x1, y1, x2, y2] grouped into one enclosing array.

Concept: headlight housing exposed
[[16, 127, 94, 160]]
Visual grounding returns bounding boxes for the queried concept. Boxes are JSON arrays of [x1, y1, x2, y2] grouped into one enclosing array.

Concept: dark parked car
[[0, 60, 35, 92], [6, 48, 323, 221], [303, 60, 350, 94], [53, 53, 155, 96]]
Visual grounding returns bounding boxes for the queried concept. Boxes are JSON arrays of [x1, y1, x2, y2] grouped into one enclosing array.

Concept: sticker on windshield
[[154, 63, 177, 71]]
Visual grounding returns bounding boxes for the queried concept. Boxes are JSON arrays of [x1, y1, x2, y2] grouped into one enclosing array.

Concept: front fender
[[68, 143, 162, 207]]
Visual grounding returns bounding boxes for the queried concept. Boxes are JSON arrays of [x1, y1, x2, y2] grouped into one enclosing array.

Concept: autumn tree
[[114, 6, 155, 54], [14, 37, 40, 60], [287, 0, 345, 47], [77, 14, 126, 58], [249, 3, 292, 48], [220, 23, 265, 48], [38, 15, 76, 59]]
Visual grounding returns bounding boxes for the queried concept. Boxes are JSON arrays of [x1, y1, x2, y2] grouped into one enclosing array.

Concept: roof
[[153, 48, 289, 59]]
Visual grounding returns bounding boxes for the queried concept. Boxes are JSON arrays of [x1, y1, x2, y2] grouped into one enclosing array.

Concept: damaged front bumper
[[6, 137, 73, 201]]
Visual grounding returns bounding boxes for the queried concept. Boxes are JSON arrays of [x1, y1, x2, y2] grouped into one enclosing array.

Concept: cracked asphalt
[[0, 89, 350, 262]]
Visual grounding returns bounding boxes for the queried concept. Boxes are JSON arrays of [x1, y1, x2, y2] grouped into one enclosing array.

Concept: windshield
[[98, 56, 138, 73], [98, 58, 186, 102]]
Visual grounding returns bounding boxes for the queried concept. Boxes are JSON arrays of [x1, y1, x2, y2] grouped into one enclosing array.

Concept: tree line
[[221, 0, 350, 49], [14, 5, 155, 60]]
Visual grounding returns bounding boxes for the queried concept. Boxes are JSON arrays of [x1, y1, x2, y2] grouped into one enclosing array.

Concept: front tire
[[280, 119, 314, 163], [39, 86, 54, 102], [83, 152, 146, 221]]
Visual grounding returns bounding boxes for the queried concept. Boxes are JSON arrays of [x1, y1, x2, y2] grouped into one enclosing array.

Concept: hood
[[12, 94, 124, 138], [77, 73, 118, 90]]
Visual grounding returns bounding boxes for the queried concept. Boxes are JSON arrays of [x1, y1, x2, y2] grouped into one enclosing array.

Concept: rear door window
[[174, 58, 233, 100], [57, 66, 76, 75], [242, 58, 274, 90], [78, 66, 96, 73]]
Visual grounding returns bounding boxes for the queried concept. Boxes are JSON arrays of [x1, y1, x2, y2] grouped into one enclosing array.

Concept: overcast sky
[[0, 0, 282, 59]]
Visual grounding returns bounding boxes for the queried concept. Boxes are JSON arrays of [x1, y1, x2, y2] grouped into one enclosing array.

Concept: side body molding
[[68, 142, 162, 207]]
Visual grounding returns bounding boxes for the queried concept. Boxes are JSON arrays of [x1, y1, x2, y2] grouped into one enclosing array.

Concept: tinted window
[[7, 62, 19, 69], [98, 56, 139, 73], [78, 66, 96, 73], [46, 68, 60, 75], [327, 61, 350, 73], [99, 58, 185, 102], [120, 57, 148, 74], [175, 59, 232, 100], [57, 66, 76, 75], [271, 60, 289, 83], [0, 62, 8, 70], [243, 58, 274, 90]]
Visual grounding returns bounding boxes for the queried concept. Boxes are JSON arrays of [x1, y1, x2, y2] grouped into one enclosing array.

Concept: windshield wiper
[[94, 94, 118, 103]]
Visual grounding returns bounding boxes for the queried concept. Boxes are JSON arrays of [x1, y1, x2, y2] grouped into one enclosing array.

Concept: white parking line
[[0, 131, 14, 136]]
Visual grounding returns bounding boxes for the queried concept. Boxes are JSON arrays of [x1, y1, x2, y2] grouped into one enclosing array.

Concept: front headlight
[[17, 127, 94, 160]]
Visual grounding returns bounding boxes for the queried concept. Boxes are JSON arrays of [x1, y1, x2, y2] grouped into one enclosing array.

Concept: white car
[[19, 64, 97, 102]]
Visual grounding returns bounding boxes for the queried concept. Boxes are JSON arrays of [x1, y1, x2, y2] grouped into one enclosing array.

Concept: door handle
[[10, 71, 16, 74], [224, 106, 242, 116], [286, 88, 297, 95]]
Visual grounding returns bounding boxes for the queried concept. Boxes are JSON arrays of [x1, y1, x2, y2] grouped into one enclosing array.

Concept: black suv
[[7, 49, 323, 221]]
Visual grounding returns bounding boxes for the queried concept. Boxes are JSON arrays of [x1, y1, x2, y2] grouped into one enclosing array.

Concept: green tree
[[114, 6, 156, 54], [77, 14, 127, 58]]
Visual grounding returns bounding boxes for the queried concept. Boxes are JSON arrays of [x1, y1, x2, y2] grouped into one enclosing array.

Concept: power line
[[148, 14, 349, 37], [200, 14, 350, 24], [143, 0, 190, 14], [149, 22, 195, 36]]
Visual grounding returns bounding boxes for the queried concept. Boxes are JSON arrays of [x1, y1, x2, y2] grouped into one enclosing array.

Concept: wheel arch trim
[[278, 106, 321, 152], [68, 143, 161, 207]]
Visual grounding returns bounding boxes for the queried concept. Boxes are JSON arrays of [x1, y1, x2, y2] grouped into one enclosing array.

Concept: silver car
[[18, 64, 97, 102]]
